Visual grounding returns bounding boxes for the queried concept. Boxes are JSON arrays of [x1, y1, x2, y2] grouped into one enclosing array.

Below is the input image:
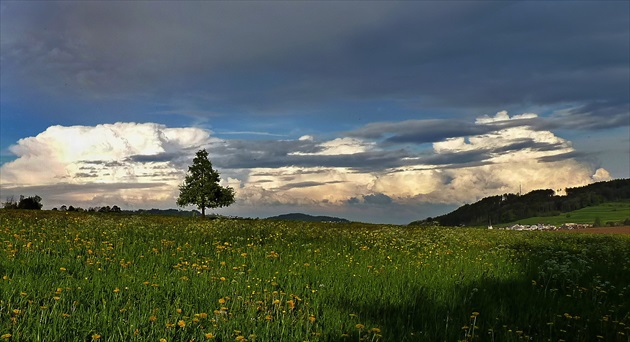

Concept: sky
[[1, 1, 628, 224]]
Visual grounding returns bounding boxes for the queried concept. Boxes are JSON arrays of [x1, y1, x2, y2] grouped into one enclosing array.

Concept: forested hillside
[[410, 179, 630, 226]]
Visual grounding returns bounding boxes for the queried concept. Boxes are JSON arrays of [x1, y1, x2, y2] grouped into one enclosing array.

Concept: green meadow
[[511, 201, 630, 226], [1, 211, 629, 341]]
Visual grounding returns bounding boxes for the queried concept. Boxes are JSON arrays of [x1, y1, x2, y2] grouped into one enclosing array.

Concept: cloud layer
[[2, 2, 628, 126], [0, 112, 610, 223]]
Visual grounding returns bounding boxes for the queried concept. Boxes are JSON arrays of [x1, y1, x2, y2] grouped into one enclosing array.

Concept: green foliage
[[593, 216, 602, 227], [509, 201, 630, 226], [1, 210, 629, 341], [177, 149, 235, 216], [411, 179, 630, 226]]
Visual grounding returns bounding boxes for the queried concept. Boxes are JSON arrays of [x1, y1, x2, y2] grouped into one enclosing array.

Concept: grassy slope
[[506, 201, 630, 226]]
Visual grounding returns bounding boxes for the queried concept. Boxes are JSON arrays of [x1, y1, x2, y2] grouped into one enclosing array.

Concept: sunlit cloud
[[0, 112, 611, 221], [0, 123, 215, 208]]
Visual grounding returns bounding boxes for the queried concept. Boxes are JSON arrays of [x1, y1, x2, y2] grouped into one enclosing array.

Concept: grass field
[[1, 210, 629, 341], [509, 201, 630, 226]]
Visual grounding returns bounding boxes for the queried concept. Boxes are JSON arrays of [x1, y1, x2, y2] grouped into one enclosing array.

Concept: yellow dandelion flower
[[19, 292, 27, 297], [220, 277, 226, 281], [176, 308, 182, 314], [12, 309, 20, 315], [177, 320, 186, 328], [205, 333, 215, 339], [308, 315, 316, 323], [149, 315, 157, 322], [160, 339, 167, 342], [218, 298, 226, 304], [265, 315, 273, 321], [355, 324, 365, 329], [199, 313, 208, 318], [287, 300, 295, 309], [113, 288, 120, 293], [235, 336, 246, 341], [59, 267, 67, 271], [91, 334, 101, 339], [1, 334, 11, 339]]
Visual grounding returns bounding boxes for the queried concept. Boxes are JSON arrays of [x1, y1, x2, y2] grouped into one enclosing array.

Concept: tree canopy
[[176, 149, 235, 216], [2, 195, 43, 210]]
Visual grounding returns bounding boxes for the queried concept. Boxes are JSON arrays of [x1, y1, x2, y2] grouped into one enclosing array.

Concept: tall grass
[[1, 210, 629, 341]]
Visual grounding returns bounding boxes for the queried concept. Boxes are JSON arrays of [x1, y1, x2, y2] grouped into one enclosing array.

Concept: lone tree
[[177, 149, 235, 217]]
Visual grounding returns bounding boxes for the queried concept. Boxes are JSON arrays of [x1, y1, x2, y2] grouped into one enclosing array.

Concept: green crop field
[[509, 201, 630, 226], [1, 210, 629, 341]]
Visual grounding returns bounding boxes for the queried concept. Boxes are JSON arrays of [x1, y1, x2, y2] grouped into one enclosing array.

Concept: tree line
[[411, 178, 630, 226], [2, 196, 122, 213]]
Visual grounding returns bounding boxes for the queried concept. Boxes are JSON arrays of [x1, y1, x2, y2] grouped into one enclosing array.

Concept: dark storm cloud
[[2, 2, 627, 125], [363, 193, 393, 205], [128, 153, 181, 163], [537, 151, 591, 164], [277, 181, 346, 191], [207, 138, 404, 170], [347, 117, 546, 145], [345, 193, 394, 206], [349, 120, 490, 144], [492, 140, 566, 154], [215, 148, 411, 171], [209, 133, 575, 172], [547, 101, 630, 130]]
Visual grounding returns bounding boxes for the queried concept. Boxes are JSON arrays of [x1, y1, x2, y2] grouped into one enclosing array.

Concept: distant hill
[[266, 213, 350, 223], [410, 179, 630, 227]]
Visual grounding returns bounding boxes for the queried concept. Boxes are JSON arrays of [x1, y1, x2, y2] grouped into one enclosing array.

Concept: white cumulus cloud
[[0, 122, 216, 208], [0, 112, 613, 220]]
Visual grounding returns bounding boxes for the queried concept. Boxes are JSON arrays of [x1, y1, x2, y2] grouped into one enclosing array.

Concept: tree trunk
[[201, 206, 205, 217]]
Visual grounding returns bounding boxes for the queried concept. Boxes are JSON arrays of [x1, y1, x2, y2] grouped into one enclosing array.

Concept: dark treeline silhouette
[[2, 196, 202, 217], [410, 179, 630, 226], [266, 213, 350, 223], [52, 205, 122, 213], [132, 208, 201, 217], [52, 206, 200, 216], [2, 195, 43, 210]]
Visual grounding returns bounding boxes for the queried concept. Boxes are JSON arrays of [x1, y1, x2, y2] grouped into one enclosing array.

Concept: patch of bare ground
[[556, 226, 630, 234]]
